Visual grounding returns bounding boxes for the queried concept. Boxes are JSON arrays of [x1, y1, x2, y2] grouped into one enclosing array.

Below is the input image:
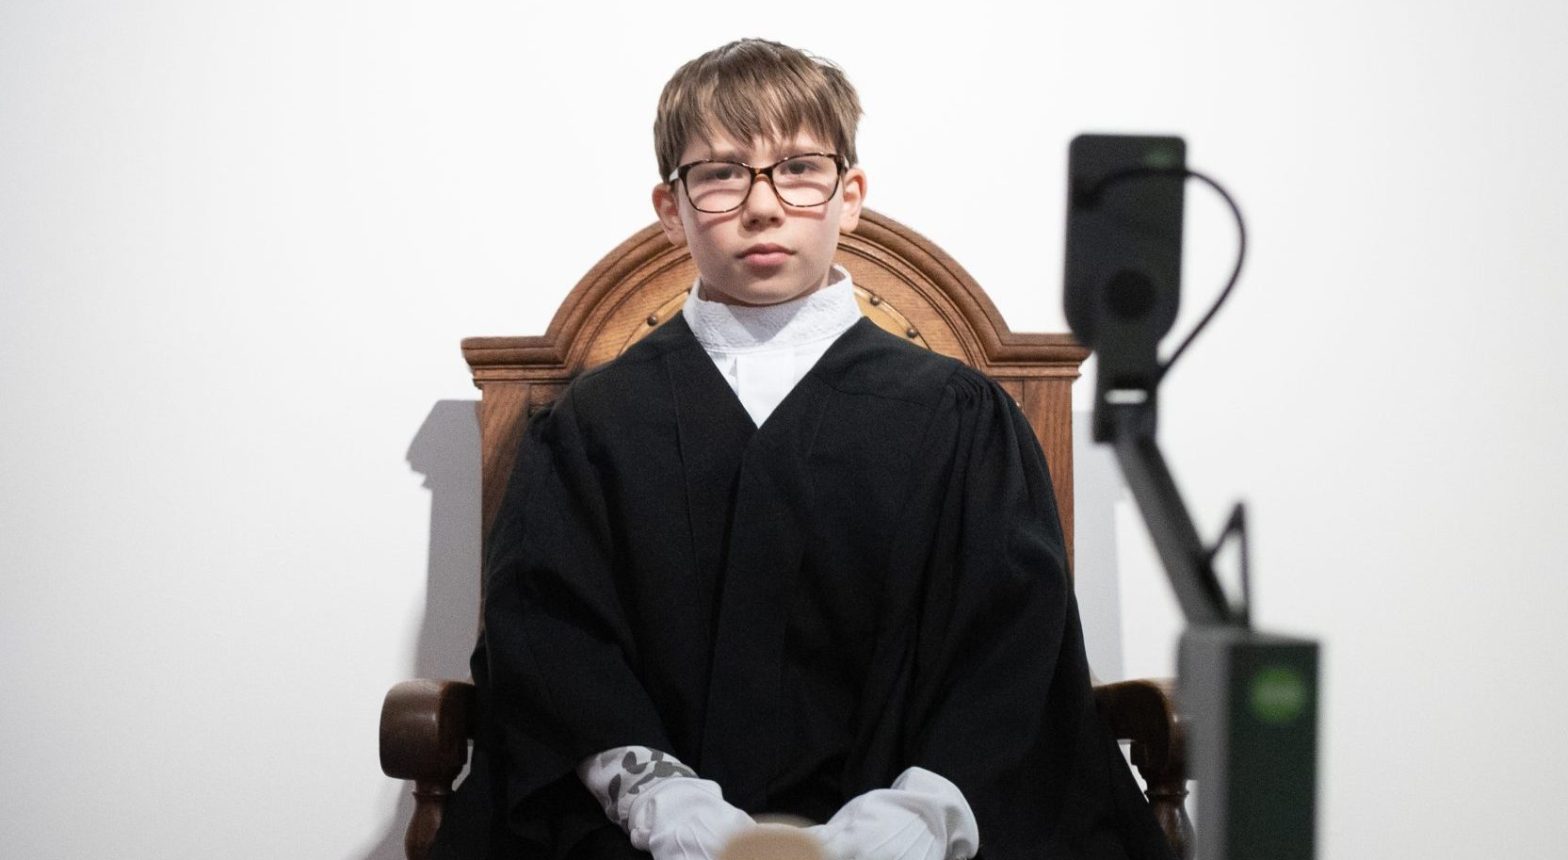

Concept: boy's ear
[[837, 167, 867, 233], [652, 183, 687, 247]]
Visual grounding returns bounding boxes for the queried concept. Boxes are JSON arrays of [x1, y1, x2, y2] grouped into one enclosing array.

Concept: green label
[[1249, 665, 1308, 724], [1143, 148, 1181, 170]]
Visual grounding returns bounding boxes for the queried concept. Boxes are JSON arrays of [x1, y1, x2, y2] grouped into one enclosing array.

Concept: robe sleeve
[[891, 369, 1173, 860], [475, 390, 676, 840]]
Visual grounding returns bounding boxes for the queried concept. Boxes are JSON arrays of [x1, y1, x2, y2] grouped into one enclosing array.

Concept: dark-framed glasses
[[670, 152, 847, 213]]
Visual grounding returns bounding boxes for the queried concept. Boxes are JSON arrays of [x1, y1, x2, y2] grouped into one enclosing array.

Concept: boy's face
[[653, 131, 866, 307]]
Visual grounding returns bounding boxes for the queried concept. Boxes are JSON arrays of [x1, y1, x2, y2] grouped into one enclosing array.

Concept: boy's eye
[[779, 158, 821, 176], [691, 163, 746, 184]]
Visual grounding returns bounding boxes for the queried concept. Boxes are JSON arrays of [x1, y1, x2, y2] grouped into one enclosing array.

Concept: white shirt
[[681, 265, 863, 427]]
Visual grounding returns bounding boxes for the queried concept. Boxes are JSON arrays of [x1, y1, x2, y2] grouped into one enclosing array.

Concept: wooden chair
[[379, 209, 1193, 859]]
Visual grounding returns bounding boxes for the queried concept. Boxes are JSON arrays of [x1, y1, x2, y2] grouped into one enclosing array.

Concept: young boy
[[433, 39, 1174, 860]]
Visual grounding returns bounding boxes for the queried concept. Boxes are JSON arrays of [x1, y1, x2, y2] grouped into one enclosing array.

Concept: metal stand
[[1065, 134, 1320, 859], [1102, 398, 1318, 860]]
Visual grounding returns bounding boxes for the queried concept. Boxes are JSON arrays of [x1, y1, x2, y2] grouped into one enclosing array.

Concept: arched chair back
[[461, 209, 1088, 563]]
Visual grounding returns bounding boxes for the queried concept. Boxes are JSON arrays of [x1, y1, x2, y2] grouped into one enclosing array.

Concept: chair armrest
[[1093, 678, 1192, 859], [1094, 678, 1182, 777], [380, 679, 475, 783], [381, 679, 476, 860]]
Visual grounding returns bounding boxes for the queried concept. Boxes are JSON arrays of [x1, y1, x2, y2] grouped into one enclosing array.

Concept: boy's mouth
[[739, 244, 792, 267]]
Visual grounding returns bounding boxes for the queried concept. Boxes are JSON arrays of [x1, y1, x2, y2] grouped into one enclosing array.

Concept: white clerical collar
[[681, 265, 861, 354]]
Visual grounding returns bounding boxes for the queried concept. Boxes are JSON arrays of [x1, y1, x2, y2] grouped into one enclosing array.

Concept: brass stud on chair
[[646, 314, 658, 326], [868, 294, 882, 306], [905, 327, 919, 339]]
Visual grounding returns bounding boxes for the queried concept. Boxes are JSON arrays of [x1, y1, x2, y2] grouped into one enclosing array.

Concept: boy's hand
[[577, 746, 755, 860], [804, 768, 979, 860], [632, 776, 755, 860]]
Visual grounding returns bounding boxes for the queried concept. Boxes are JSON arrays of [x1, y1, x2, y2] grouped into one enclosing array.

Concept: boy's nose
[[740, 174, 786, 224]]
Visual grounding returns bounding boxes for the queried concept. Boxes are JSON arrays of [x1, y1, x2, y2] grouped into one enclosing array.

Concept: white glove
[[578, 746, 755, 860], [805, 767, 980, 860], [634, 776, 758, 860]]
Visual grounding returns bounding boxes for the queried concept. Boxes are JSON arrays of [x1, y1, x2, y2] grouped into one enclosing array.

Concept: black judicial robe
[[432, 314, 1175, 860]]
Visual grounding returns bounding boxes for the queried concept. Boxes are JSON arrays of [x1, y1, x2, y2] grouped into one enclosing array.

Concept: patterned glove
[[578, 746, 756, 860]]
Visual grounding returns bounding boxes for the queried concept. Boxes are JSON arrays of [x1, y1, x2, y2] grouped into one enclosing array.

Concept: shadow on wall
[[358, 399, 484, 860], [406, 400, 484, 681], [1073, 409, 1129, 683]]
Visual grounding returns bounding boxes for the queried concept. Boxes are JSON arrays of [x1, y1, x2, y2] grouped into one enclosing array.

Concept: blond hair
[[654, 39, 862, 181]]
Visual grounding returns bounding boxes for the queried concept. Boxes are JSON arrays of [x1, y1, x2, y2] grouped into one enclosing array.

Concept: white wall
[[3, 2, 1565, 857]]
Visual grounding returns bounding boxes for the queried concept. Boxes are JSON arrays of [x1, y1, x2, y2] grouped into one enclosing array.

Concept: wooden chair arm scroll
[[380, 679, 476, 860], [1094, 678, 1193, 859]]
